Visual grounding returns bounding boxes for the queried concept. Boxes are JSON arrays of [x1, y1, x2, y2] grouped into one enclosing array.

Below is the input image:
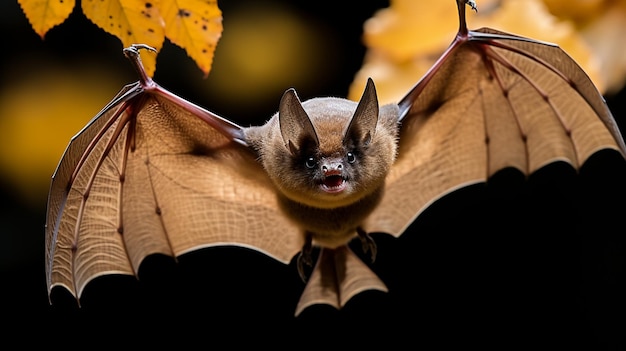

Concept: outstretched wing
[[45, 47, 304, 301], [365, 1, 626, 236]]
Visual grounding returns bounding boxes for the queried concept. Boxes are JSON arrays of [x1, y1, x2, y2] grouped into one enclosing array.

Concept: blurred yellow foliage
[[543, 0, 606, 23], [559, 0, 626, 94], [0, 65, 125, 204], [349, 0, 626, 103], [17, 0, 223, 77], [198, 3, 334, 108], [361, 1, 461, 62]]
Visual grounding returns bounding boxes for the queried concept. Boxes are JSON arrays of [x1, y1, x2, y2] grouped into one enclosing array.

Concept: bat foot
[[296, 251, 313, 282], [297, 232, 314, 282], [357, 227, 377, 263]]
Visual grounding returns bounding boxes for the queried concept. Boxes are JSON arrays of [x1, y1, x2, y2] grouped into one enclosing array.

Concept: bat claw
[[122, 43, 157, 57], [465, 0, 478, 12], [357, 227, 377, 263]]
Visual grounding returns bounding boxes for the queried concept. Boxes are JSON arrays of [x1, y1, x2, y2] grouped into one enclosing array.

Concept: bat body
[[45, 0, 626, 317]]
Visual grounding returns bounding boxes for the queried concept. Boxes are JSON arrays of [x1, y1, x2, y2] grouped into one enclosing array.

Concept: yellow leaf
[[17, 0, 75, 38], [161, 0, 223, 77], [81, 0, 166, 77]]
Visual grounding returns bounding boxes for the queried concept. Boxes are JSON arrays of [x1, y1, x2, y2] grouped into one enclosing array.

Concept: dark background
[[2, 0, 625, 348]]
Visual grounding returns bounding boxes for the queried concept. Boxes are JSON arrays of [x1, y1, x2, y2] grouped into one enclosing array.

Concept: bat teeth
[[321, 175, 346, 193]]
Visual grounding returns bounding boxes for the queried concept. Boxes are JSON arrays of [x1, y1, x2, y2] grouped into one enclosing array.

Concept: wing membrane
[[45, 83, 304, 300], [366, 26, 626, 237]]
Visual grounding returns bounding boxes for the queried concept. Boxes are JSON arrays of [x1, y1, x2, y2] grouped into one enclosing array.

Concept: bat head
[[269, 78, 400, 209]]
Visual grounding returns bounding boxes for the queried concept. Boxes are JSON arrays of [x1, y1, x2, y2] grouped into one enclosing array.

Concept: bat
[[45, 0, 626, 318]]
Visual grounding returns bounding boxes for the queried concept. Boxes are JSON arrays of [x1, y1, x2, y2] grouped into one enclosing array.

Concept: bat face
[[244, 79, 400, 242], [243, 78, 400, 249], [281, 96, 373, 205]]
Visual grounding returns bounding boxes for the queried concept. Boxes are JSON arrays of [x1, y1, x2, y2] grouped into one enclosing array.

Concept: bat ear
[[345, 77, 379, 146], [279, 88, 320, 155]]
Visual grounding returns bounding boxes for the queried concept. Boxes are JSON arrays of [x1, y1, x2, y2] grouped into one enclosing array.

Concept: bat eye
[[346, 152, 356, 164], [305, 157, 317, 169]]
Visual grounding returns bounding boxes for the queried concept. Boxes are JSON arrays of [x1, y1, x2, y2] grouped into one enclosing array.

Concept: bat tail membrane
[[294, 246, 388, 316]]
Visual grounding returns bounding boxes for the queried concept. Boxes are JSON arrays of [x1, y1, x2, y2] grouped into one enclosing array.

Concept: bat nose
[[321, 159, 343, 174]]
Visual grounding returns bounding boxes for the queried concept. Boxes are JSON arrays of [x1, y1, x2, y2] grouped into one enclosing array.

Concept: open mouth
[[321, 174, 346, 193]]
